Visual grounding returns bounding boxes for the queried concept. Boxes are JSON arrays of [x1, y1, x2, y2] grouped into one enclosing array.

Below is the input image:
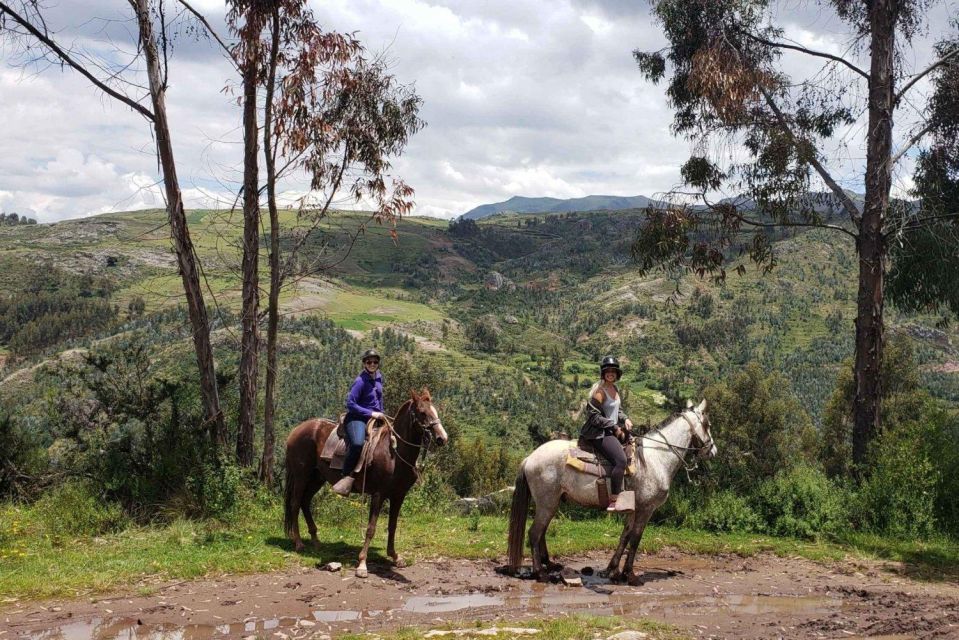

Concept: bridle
[[389, 403, 443, 477], [638, 409, 714, 480]]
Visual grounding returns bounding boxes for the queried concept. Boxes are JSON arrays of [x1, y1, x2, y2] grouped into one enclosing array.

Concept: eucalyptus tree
[[0, 0, 228, 448], [256, 3, 424, 484], [634, 0, 958, 472], [887, 29, 959, 317]]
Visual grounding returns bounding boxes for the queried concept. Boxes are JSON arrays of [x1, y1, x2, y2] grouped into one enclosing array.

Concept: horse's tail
[[507, 459, 531, 574], [283, 454, 298, 539]]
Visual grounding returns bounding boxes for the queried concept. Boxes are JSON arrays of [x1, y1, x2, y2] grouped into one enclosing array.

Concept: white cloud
[[0, 0, 953, 222]]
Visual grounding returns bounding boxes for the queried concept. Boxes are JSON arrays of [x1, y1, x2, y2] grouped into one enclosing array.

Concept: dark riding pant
[[342, 419, 366, 476], [597, 434, 627, 495]]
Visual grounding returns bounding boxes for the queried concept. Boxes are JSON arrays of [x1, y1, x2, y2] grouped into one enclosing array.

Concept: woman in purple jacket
[[332, 349, 387, 496]]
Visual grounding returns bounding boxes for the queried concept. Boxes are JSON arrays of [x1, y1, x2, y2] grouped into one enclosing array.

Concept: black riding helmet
[[361, 348, 381, 364], [600, 355, 622, 380]]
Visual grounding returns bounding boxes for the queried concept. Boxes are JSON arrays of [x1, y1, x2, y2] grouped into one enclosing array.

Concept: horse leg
[[289, 478, 306, 552], [527, 495, 560, 582], [302, 475, 323, 549], [538, 530, 563, 572], [623, 510, 654, 586], [604, 510, 636, 581], [386, 494, 407, 568], [356, 493, 384, 579]]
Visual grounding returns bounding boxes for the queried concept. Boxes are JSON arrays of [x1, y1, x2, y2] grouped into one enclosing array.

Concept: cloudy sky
[[0, 0, 954, 222]]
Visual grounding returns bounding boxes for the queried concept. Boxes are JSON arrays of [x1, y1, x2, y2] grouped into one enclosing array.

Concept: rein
[[387, 411, 441, 480], [635, 412, 713, 482]]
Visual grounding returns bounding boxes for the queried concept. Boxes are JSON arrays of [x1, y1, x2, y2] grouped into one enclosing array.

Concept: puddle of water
[[403, 594, 504, 613], [20, 588, 840, 639]]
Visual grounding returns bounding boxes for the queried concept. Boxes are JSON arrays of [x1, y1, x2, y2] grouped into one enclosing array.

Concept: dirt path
[[3, 549, 958, 639]]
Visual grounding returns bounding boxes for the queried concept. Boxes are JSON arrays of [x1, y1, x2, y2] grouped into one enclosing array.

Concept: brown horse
[[284, 388, 447, 577]]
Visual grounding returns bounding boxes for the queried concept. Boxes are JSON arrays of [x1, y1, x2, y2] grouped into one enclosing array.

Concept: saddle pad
[[320, 429, 348, 469]]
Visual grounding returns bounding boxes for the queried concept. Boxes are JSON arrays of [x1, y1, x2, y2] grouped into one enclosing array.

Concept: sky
[[0, 0, 954, 223]]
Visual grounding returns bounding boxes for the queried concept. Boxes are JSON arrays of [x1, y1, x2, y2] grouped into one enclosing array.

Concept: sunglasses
[[364, 359, 380, 365]]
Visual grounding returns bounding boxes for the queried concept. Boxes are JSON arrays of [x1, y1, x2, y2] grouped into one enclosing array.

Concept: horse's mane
[[649, 410, 684, 432]]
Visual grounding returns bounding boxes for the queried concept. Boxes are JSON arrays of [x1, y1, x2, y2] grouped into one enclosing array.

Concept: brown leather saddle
[[318, 415, 391, 472], [567, 437, 637, 478]]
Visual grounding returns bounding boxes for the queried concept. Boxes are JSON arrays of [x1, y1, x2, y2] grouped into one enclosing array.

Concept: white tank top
[[590, 382, 620, 424]]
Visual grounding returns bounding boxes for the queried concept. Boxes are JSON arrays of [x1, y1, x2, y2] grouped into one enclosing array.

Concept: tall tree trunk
[[259, 8, 281, 487], [237, 35, 261, 468], [133, 0, 226, 450], [853, 0, 896, 471]]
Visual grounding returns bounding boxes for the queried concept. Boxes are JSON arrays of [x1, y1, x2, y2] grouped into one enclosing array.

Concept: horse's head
[[410, 387, 447, 446], [687, 398, 717, 460]]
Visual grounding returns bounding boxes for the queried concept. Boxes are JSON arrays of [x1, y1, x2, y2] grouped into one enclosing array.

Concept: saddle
[[567, 437, 637, 478], [319, 415, 392, 473], [567, 438, 637, 510]]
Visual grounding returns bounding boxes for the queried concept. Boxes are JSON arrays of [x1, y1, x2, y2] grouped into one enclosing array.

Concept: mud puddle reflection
[[20, 586, 838, 639]]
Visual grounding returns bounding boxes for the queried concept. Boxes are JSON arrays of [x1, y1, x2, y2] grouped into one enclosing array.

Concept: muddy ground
[[2, 549, 958, 639]]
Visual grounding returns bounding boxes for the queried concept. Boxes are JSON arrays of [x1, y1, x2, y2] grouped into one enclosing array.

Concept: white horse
[[507, 399, 716, 584]]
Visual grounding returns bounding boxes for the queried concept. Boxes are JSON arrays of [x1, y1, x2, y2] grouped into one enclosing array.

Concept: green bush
[[856, 397, 940, 539], [185, 461, 247, 521], [687, 490, 763, 533], [754, 464, 848, 539], [703, 363, 818, 493], [32, 481, 126, 539]]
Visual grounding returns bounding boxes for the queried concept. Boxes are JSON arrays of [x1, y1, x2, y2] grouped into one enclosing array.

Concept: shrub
[[703, 363, 817, 493], [687, 490, 763, 533], [754, 464, 848, 539], [184, 461, 247, 521], [32, 481, 126, 539], [855, 397, 940, 539]]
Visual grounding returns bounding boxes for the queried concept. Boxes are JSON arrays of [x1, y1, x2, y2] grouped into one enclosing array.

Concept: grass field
[[2, 493, 957, 601]]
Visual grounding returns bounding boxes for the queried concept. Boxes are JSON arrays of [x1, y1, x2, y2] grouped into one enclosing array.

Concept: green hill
[[1, 207, 957, 440]]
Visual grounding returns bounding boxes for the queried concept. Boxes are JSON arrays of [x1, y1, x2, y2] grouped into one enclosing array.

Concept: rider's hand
[[371, 411, 386, 421], [624, 418, 633, 430]]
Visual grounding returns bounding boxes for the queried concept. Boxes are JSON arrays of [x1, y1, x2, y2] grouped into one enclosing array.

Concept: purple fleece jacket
[[345, 369, 384, 423]]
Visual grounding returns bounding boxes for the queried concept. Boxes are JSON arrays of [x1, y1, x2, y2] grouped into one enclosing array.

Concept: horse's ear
[[420, 387, 431, 401], [697, 398, 707, 412], [410, 388, 419, 401], [685, 399, 694, 409]]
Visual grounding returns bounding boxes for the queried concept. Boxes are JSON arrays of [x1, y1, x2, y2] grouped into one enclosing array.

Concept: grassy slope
[[1, 495, 956, 600]]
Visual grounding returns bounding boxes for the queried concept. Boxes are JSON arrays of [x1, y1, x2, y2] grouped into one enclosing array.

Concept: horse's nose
[[434, 423, 448, 445]]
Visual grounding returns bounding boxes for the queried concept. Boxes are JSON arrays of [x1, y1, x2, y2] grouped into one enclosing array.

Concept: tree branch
[[738, 29, 869, 81], [756, 85, 863, 226], [890, 119, 937, 166], [0, 0, 155, 121], [174, 0, 238, 70], [702, 194, 859, 241], [895, 45, 959, 105]]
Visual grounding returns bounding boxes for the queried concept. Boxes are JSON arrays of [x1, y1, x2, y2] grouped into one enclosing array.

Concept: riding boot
[[332, 474, 354, 496]]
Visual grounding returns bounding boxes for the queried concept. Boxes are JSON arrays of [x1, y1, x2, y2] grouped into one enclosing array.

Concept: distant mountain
[[460, 195, 657, 220]]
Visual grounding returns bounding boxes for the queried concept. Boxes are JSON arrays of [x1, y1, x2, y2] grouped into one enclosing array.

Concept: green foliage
[[32, 481, 126, 540], [0, 265, 116, 357], [703, 363, 817, 492], [855, 396, 940, 539], [466, 316, 501, 353], [754, 464, 848, 540], [184, 461, 247, 521], [821, 337, 922, 478], [446, 437, 516, 497], [687, 490, 763, 533]]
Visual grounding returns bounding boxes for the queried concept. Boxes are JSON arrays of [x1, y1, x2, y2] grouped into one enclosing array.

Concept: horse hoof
[[294, 542, 305, 553], [608, 571, 624, 583], [535, 571, 549, 583], [545, 562, 564, 572], [391, 556, 407, 569], [356, 567, 368, 579], [627, 573, 644, 586]]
